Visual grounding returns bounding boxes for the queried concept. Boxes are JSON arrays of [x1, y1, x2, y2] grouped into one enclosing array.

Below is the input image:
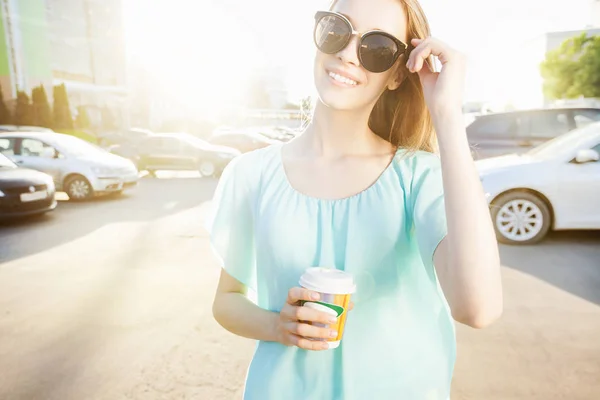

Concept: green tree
[[75, 106, 91, 130], [52, 83, 74, 130], [0, 84, 11, 124], [540, 33, 600, 100], [31, 85, 52, 128], [14, 90, 34, 126]]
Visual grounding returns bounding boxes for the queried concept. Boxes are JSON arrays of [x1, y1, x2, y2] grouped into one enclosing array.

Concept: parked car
[[0, 125, 54, 133], [477, 122, 600, 245], [97, 128, 155, 148], [208, 129, 280, 153], [0, 132, 139, 201], [130, 133, 241, 177], [0, 152, 57, 219], [467, 107, 600, 159]]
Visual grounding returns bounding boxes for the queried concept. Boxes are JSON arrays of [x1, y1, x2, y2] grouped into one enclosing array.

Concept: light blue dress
[[206, 143, 455, 400]]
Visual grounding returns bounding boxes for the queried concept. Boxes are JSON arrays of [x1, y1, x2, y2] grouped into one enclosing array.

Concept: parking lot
[[1, 175, 599, 400]]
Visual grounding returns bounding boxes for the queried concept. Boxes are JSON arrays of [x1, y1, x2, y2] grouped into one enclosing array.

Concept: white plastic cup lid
[[299, 267, 356, 294]]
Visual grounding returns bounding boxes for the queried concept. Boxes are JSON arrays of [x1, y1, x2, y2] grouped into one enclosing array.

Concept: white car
[[477, 122, 600, 244], [0, 132, 139, 201]]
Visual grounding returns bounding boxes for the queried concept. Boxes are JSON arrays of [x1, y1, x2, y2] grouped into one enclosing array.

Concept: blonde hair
[[330, 0, 437, 154]]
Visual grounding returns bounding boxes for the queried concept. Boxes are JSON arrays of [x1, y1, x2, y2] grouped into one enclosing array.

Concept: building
[[593, 0, 600, 27], [0, 0, 127, 127]]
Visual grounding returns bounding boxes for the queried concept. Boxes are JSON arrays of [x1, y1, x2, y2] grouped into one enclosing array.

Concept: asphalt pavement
[[0, 174, 599, 400]]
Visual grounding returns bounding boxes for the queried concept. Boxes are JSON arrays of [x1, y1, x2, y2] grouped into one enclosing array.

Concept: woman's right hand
[[275, 287, 339, 351]]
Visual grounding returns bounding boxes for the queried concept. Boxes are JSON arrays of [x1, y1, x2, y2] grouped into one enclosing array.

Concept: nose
[[336, 34, 360, 67]]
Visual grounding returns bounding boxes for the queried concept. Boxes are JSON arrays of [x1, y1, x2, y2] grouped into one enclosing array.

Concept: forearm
[[212, 291, 280, 342], [434, 112, 503, 325]]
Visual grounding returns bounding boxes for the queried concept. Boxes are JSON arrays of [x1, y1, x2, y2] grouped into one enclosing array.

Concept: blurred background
[[0, 1, 599, 399]]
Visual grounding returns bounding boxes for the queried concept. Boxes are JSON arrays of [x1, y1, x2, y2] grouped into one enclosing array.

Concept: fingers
[[407, 37, 458, 73], [286, 287, 320, 305], [295, 335, 331, 351], [407, 41, 435, 73], [281, 303, 338, 324], [287, 334, 330, 351], [285, 321, 338, 340]]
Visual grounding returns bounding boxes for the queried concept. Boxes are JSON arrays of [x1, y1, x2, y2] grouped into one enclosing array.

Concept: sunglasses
[[313, 11, 409, 73]]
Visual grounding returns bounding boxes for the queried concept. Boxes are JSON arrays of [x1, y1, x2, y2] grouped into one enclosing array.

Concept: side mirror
[[575, 149, 599, 164], [40, 147, 56, 159]]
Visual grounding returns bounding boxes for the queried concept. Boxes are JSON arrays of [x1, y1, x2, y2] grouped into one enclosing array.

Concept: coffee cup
[[299, 267, 356, 349]]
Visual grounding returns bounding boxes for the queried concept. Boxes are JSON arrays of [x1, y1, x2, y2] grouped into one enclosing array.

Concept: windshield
[[55, 135, 108, 156], [526, 123, 600, 159], [0, 152, 17, 168]]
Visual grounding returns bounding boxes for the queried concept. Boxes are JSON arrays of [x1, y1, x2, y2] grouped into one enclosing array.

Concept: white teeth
[[328, 71, 357, 86]]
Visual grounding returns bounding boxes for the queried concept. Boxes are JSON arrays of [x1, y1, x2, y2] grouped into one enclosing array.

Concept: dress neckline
[[277, 143, 402, 202]]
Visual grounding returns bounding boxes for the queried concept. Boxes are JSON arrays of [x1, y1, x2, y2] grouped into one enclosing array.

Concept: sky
[[123, 0, 594, 111]]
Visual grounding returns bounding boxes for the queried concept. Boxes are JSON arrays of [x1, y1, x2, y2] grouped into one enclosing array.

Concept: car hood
[[475, 153, 541, 175], [0, 167, 52, 187], [77, 152, 134, 168]]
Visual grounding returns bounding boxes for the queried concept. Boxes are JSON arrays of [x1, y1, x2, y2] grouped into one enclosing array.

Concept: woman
[[208, 0, 503, 398]]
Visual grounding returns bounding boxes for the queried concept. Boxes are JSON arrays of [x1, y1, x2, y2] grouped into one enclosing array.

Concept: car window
[[573, 109, 600, 128], [525, 111, 570, 138], [162, 138, 181, 152], [0, 137, 16, 156], [141, 137, 163, 150], [466, 114, 518, 139], [591, 143, 600, 154], [21, 138, 56, 158]]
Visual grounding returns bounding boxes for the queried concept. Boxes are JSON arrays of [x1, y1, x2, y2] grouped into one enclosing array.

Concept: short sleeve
[[204, 154, 259, 290], [410, 153, 448, 273]]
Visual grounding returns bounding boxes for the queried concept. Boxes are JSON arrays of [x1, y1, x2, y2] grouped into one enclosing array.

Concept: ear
[[386, 69, 405, 91]]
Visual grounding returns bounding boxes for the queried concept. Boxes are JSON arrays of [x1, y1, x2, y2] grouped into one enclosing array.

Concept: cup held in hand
[[299, 267, 356, 349]]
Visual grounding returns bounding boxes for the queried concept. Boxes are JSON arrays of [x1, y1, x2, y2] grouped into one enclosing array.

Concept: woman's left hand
[[405, 37, 466, 121]]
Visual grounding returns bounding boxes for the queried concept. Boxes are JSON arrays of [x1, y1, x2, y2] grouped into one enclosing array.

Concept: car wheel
[[490, 191, 552, 245], [65, 175, 94, 201], [198, 161, 216, 177]]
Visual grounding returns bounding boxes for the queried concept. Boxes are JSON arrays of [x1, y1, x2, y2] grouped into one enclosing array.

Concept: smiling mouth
[[327, 70, 358, 86]]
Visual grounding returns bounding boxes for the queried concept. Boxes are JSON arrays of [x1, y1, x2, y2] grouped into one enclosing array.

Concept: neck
[[302, 100, 380, 158]]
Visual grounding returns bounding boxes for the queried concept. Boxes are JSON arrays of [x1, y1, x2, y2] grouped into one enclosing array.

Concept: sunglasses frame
[[314, 11, 409, 73]]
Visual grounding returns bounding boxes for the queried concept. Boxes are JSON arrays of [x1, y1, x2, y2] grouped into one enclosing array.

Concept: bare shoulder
[[394, 149, 441, 171]]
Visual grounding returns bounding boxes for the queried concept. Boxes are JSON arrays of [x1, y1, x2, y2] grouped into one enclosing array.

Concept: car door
[[466, 113, 524, 159], [11, 138, 63, 184], [555, 142, 600, 228], [137, 137, 166, 170], [160, 137, 196, 170], [517, 110, 573, 153]]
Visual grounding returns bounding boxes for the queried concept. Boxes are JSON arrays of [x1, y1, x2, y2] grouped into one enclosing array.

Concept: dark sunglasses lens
[[360, 34, 399, 73], [314, 15, 351, 54]]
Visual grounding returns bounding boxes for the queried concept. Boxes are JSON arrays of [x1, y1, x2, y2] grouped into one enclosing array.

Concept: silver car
[[0, 132, 139, 201]]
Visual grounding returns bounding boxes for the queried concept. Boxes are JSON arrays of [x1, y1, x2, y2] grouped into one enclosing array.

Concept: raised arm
[[407, 37, 503, 328]]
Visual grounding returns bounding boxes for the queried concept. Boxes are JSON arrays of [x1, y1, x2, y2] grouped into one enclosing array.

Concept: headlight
[[46, 178, 56, 191], [0, 189, 5, 198]]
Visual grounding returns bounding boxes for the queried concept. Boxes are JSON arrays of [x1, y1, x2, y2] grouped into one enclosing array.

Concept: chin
[[314, 72, 364, 111]]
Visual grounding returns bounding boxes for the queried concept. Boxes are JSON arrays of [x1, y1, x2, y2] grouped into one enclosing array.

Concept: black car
[[112, 133, 241, 177], [466, 107, 600, 159], [0, 152, 57, 219]]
